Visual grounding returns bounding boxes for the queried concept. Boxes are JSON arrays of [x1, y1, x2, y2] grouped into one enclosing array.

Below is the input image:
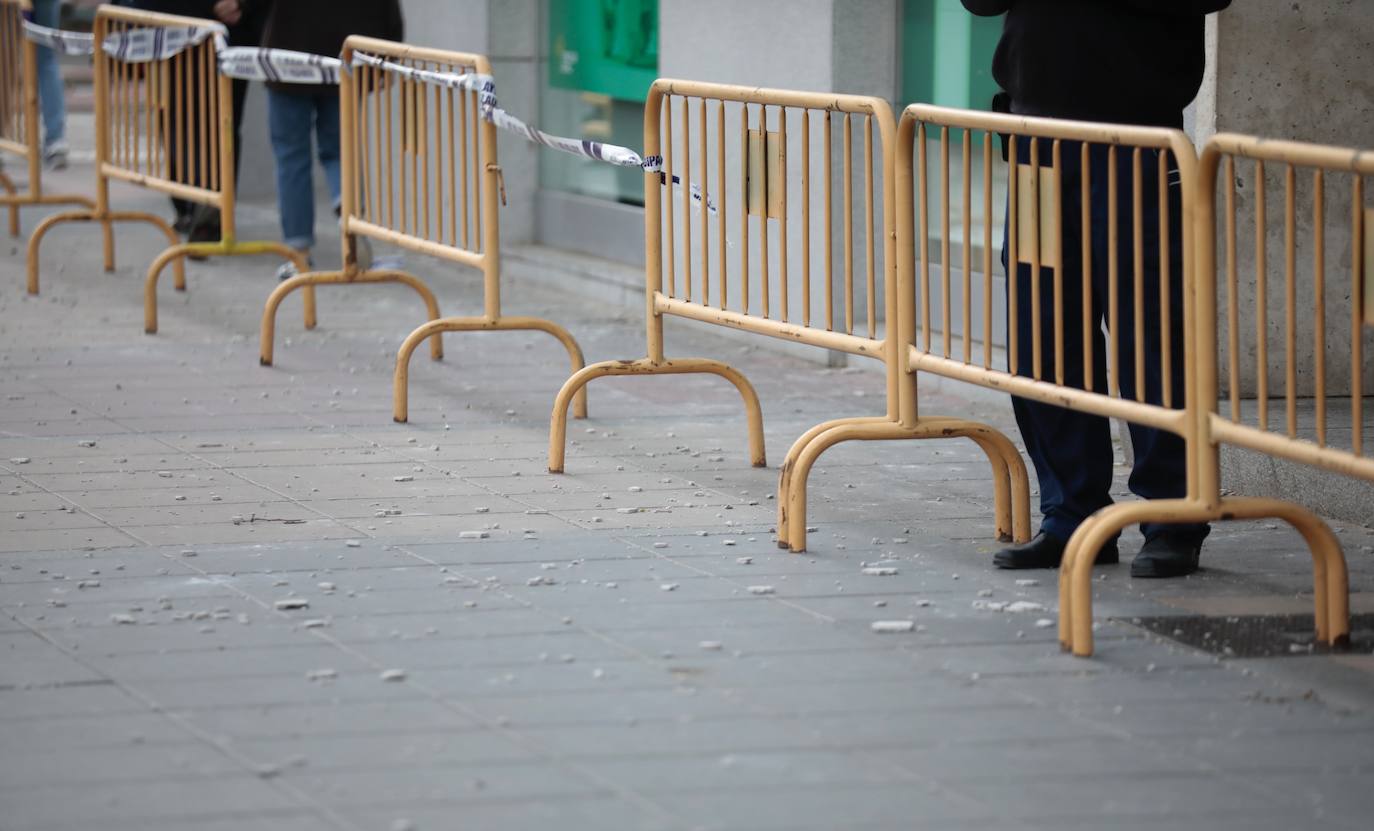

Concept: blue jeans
[[1003, 138, 1208, 546], [32, 0, 65, 148], [268, 89, 341, 250]]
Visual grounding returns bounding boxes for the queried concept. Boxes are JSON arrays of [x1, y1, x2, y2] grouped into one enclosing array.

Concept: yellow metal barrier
[[897, 105, 1206, 652], [25, 5, 306, 332], [1060, 134, 1370, 656], [260, 36, 588, 428], [549, 80, 1029, 554], [0, 0, 94, 234]]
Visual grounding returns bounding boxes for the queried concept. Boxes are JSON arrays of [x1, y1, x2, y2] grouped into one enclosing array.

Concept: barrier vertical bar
[[801, 109, 811, 326], [1255, 160, 1268, 430]]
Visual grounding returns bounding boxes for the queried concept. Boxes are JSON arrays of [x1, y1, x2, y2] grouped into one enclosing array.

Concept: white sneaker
[[43, 139, 69, 170], [276, 253, 312, 282]]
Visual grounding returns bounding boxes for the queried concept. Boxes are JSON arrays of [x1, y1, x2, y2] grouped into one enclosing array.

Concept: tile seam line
[[19, 385, 691, 827], [1001, 678, 1371, 831], [8, 613, 371, 831]]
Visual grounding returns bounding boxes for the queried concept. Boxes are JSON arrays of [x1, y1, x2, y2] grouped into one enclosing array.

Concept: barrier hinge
[[1014, 163, 1061, 270], [747, 128, 784, 219], [488, 163, 507, 207]]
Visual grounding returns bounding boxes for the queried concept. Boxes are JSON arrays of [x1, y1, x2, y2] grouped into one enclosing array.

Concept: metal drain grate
[[1127, 613, 1374, 658]]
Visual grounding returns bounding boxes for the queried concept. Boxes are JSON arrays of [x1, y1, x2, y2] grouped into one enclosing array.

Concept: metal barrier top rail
[[897, 104, 1200, 468], [1196, 132, 1374, 486]]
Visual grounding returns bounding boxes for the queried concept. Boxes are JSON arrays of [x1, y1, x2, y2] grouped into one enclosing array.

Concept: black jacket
[[259, 0, 404, 94], [114, 0, 264, 47], [962, 0, 1231, 128]]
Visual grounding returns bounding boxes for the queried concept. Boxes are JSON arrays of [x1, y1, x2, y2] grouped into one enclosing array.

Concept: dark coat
[[961, 0, 1232, 127], [260, 0, 404, 94], [113, 0, 265, 47]]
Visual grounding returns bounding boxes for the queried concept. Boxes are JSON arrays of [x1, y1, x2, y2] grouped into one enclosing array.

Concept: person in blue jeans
[[258, 0, 403, 278], [31, 0, 67, 169], [962, 0, 1231, 577]]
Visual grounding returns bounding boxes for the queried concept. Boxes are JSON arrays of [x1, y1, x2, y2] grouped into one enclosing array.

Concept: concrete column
[[1196, 0, 1374, 522], [1196, 0, 1373, 399]]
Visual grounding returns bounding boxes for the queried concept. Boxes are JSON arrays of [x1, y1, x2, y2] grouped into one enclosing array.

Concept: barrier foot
[[27, 208, 98, 294], [1060, 499, 1214, 657], [781, 417, 1019, 553], [1060, 496, 1350, 658], [776, 416, 891, 548], [261, 267, 440, 369], [549, 356, 765, 474], [394, 314, 591, 424], [1215, 498, 1349, 650], [956, 423, 1032, 544], [775, 416, 1028, 552]]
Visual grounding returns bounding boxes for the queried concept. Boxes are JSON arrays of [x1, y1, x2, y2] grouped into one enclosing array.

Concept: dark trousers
[[169, 75, 250, 229], [1003, 139, 1208, 545]]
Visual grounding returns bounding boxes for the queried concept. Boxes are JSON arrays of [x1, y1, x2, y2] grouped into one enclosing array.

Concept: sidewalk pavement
[[1, 161, 1372, 831]]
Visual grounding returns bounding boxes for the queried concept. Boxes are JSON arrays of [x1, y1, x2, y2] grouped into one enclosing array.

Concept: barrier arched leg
[[780, 417, 1025, 553], [1061, 497, 1348, 658], [1216, 498, 1348, 649], [260, 268, 441, 367], [493, 316, 590, 420], [145, 243, 193, 333], [957, 425, 1032, 544], [549, 357, 765, 474], [26, 208, 93, 294], [776, 416, 891, 548], [1061, 499, 1213, 657]]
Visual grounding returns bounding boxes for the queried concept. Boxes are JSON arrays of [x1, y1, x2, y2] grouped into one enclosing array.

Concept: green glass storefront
[[538, 0, 1002, 208]]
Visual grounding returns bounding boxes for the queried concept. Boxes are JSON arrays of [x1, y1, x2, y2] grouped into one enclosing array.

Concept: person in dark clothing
[[257, 0, 403, 278], [961, 0, 1232, 577], [114, 0, 265, 240]]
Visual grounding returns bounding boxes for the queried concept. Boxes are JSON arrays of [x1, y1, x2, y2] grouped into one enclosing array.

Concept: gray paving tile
[[2, 177, 1372, 829]]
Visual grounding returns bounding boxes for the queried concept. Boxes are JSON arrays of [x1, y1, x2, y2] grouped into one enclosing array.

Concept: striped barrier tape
[[21, 20, 93, 56], [352, 51, 719, 214], [20, 22, 714, 212]]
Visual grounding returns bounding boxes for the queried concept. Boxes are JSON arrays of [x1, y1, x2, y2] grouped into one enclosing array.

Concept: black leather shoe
[[993, 531, 1118, 570], [1131, 533, 1202, 578]]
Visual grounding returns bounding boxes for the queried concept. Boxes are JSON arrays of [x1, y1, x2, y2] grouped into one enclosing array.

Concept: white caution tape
[[102, 24, 223, 63], [22, 21, 94, 56], [352, 52, 647, 170], [217, 46, 342, 84], [22, 21, 713, 213], [25, 19, 341, 86], [350, 51, 715, 214]]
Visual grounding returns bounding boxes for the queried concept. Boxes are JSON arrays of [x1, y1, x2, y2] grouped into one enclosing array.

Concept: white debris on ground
[[746, 585, 775, 595], [379, 669, 408, 682], [274, 598, 309, 611], [870, 620, 917, 633], [972, 598, 1047, 613]]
